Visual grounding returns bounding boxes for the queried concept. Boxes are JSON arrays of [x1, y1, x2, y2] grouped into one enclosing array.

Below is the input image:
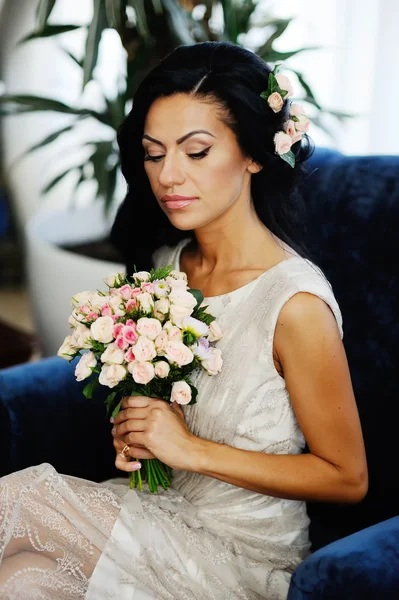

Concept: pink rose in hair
[[267, 91, 284, 113], [276, 73, 294, 97], [274, 131, 292, 155], [289, 103, 304, 118], [284, 119, 296, 137], [294, 114, 310, 133]]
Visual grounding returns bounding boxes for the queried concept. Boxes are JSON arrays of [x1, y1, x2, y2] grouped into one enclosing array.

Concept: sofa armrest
[[288, 516, 399, 599], [0, 356, 117, 481]]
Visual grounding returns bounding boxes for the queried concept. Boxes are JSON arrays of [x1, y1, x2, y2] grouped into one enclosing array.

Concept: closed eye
[[144, 146, 212, 163]]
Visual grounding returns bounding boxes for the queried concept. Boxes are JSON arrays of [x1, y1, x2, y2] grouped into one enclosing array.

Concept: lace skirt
[[0, 463, 304, 599]]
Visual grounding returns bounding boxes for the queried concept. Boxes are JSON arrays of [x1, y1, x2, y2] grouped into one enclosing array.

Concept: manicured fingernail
[[111, 427, 116, 435], [129, 463, 141, 471], [110, 417, 114, 423]]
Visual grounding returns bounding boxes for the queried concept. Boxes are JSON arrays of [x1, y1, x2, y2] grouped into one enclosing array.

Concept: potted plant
[[0, 0, 346, 355]]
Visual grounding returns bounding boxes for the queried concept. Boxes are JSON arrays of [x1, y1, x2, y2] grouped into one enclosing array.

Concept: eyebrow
[[142, 130, 216, 147]]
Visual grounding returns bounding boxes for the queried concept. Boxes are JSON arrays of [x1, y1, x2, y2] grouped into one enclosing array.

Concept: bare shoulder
[[273, 292, 342, 376]]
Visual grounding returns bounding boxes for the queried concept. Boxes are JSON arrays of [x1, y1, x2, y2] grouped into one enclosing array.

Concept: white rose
[[57, 335, 75, 359], [154, 361, 170, 378], [99, 364, 126, 388], [202, 348, 223, 375], [70, 324, 91, 349], [133, 271, 151, 282], [169, 289, 197, 309], [137, 292, 154, 314], [104, 272, 124, 287], [169, 304, 193, 328], [164, 323, 183, 342], [90, 316, 114, 343], [127, 360, 155, 384], [109, 295, 125, 317], [133, 336, 157, 362], [166, 277, 188, 291], [168, 269, 188, 281], [136, 317, 162, 340], [171, 380, 192, 405], [181, 316, 209, 338], [153, 280, 170, 298], [155, 330, 169, 355], [100, 342, 125, 364], [154, 297, 170, 315], [164, 341, 194, 367], [74, 351, 97, 381], [208, 320, 223, 342], [294, 114, 310, 133], [71, 291, 93, 308]]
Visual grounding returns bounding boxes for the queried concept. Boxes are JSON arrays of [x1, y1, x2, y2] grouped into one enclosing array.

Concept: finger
[[115, 457, 142, 472], [121, 396, 149, 410], [171, 402, 185, 420], [112, 419, 146, 437], [113, 407, 148, 426]]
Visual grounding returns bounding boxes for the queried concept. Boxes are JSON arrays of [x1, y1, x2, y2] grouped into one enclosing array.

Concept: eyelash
[[144, 146, 212, 163]]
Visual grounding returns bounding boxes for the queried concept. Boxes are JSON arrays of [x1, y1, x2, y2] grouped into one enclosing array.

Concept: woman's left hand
[[112, 396, 199, 472]]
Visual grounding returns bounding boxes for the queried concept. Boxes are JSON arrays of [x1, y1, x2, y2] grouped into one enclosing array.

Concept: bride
[[0, 42, 367, 599]]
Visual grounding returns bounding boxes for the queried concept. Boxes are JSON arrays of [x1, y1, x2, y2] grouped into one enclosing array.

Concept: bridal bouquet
[[57, 265, 223, 493]]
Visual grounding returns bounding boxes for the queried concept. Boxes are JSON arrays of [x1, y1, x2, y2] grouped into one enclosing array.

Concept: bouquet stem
[[129, 458, 172, 493]]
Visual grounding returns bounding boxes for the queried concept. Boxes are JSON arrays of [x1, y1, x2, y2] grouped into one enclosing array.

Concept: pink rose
[[86, 311, 99, 322], [154, 361, 170, 379], [74, 351, 97, 381], [101, 304, 112, 317], [119, 284, 133, 301], [122, 325, 138, 344], [115, 335, 129, 350], [100, 342, 125, 364], [131, 287, 142, 297], [283, 119, 296, 138], [289, 103, 304, 118], [164, 341, 194, 367], [141, 282, 154, 294], [99, 364, 127, 388], [202, 348, 223, 376], [291, 131, 302, 144], [126, 319, 136, 327], [113, 323, 123, 338], [267, 91, 284, 113], [294, 114, 310, 133], [124, 347, 136, 362], [274, 131, 292, 156], [275, 73, 294, 97], [155, 330, 169, 355], [126, 298, 138, 312], [128, 360, 155, 385], [136, 317, 162, 341], [171, 381, 192, 405], [133, 336, 157, 362]]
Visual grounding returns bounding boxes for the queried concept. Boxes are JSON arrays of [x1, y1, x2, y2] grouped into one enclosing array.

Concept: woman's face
[[142, 93, 259, 231]]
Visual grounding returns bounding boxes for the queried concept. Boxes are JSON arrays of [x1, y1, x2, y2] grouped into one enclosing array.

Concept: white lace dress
[[0, 239, 343, 600]]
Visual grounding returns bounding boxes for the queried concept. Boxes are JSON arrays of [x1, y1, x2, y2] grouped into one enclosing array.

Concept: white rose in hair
[[74, 351, 97, 381], [267, 91, 284, 113], [100, 342, 125, 365], [171, 380, 192, 405], [128, 360, 155, 384], [274, 131, 292, 156], [294, 114, 310, 133], [99, 364, 126, 388], [275, 73, 294, 97], [164, 341, 194, 367], [136, 317, 163, 340], [289, 103, 304, 118], [57, 335, 75, 359], [70, 324, 92, 349], [90, 316, 114, 343], [133, 336, 157, 362], [202, 348, 223, 375]]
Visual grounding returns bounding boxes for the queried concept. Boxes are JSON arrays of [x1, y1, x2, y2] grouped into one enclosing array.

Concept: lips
[[161, 195, 198, 210]]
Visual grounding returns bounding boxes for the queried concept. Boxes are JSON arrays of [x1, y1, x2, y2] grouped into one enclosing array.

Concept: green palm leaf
[[20, 24, 81, 43], [83, 0, 109, 89]]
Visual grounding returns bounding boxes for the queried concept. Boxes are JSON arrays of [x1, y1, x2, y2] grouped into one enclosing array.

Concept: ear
[[247, 159, 263, 174]]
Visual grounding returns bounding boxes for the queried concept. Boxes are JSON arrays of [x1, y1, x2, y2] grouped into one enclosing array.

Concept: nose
[[158, 153, 185, 188]]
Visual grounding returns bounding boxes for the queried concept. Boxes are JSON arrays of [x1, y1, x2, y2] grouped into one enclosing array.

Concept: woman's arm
[[190, 292, 368, 504]]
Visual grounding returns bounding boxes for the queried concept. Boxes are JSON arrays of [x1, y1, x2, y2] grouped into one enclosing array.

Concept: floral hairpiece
[[260, 65, 310, 168]]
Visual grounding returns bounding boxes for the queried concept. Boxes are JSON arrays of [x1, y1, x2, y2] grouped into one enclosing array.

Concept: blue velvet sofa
[[1, 148, 398, 598]]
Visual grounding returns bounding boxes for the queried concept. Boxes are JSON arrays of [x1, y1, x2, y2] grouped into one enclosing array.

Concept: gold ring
[[121, 445, 130, 459]]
